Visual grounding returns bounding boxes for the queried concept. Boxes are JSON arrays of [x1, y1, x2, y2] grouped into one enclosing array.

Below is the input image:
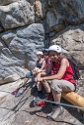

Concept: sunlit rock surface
[[0, 23, 45, 84]]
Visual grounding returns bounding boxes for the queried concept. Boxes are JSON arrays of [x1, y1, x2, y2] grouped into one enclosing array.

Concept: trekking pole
[[0, 78, 32, 96], [12, 95, 32, 112], [11, 78, 32, 96], [33, 97, 84, 111], [0, 78, 24, 95]]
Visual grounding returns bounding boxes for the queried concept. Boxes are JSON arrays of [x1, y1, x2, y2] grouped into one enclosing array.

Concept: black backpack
[[68, 57, 80, 80]]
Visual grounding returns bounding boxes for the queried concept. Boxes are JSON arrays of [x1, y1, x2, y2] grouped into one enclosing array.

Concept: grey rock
[[0, 79, 83, 125], [0, 23, 45, 84], [1, 31, 16, 44], [51, 24, 84, 68], [0, 42, 3, 50], [0, 0, 35, 32], [0, 0, 84, 124], [46, 0, 84, 32], [0, 0, 20, 5]]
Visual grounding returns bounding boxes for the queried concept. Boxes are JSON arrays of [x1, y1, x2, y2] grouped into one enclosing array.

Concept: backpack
[[68, 57, 80, 80]]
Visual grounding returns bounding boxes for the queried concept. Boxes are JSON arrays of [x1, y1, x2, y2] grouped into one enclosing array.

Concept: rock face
[[0, 0, 35, 32], [0, 23, 45, 84], [51, 24, 84, 68], [45, 0, 84, 32], [0, 80, 83, 125], [34, 0, 43, 21], [0, 0, 19, 5], [0, 0, 84, 125], [0, 1, 84, 87]]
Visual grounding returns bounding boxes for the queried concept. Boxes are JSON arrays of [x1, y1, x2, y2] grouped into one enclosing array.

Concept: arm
[[40, 60, 46, 70], [33, 60, 46, 74], [38, 58, 69, 81], [46, 62, 53, 75]]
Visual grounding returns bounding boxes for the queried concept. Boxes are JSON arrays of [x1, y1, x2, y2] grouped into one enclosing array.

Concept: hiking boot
[[37, 91, 50, 99], [12, 89, 19, 95], [37, 91, 44, 98], [33, 97, 47, 107], [31, 85, 37, 93], [47, 106, 64, 121]]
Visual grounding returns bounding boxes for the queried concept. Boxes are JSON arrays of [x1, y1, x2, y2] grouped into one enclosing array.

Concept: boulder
[[0, 0, 20, 5], [0, 0, 35, 32], [46, 0, 84, 32], [0, 78, 83, 125], [34, 1, 43, 21], [0, 23, 45, 84], [51, 24, 84, 68]]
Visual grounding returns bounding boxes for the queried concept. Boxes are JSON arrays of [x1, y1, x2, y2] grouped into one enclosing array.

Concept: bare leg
[[52, 89, 61, 102], [42, 81, 51, 93], [37, 82, 42, 91], [36, 72, 46, 91], [22, 71, 32, 85], [24, 77, 29, 84], [47, 89, 63, 120], [19, 77, 29, 88]]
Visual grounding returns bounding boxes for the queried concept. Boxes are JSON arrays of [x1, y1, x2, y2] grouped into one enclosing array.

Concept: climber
[[36, 45, 78, 120], [22, 51, 46, 84], [35, 49, 53, 97]]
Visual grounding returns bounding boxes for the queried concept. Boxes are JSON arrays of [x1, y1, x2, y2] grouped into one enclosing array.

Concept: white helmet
[[36, 51, 43, 55], [48, 45, 62, 53]]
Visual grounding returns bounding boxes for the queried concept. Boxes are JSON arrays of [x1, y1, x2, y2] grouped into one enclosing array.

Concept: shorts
[[25, 71, 32, 78], [25, 71, 37, 82], [48, 79, 75, 93]]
